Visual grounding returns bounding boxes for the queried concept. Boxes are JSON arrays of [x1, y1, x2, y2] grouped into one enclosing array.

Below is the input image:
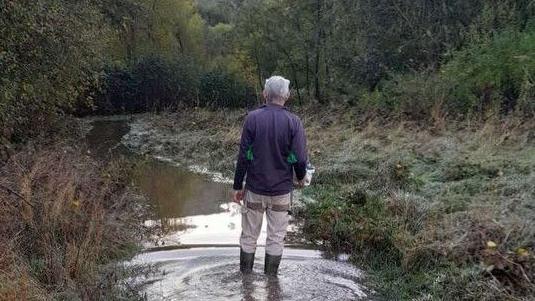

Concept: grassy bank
[[0, 133, 153, 300], [126, 106, 535, 300], [300, 112, 534, 300]]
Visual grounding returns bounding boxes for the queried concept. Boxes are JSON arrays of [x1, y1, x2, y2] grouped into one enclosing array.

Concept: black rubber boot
[[264, 253, 282, 276], [240, 249, 255, 274]]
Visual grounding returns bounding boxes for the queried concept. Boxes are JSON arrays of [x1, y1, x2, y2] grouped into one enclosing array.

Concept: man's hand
[[295, 179, 306, 189], [232, 190, 245, 204]]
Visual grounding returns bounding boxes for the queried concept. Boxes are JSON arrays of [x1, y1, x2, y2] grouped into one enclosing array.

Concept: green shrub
[[130, 55, 198, 111], [199, 69, 255, 108], [441, 29, 535, 116], [517, 72, 535, 117], [360, 28, 535, 120], [89, 55, 200, 114], [302, 186, 402, 265], [0, 0, 107, 140], [90, 57, 256, 114], [91, 64, 137, 114], [369, 72, 449, 120]]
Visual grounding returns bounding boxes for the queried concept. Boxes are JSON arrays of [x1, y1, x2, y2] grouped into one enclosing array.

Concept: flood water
[[85, 119, 230, 219], [85, 118, 369, 300]]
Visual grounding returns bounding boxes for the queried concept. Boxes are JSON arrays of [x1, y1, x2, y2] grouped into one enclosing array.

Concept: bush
[[441, 29, 535, 116], [92, 65, 137, 114], [90, 55, 200, 114], [90, 57, 256, 114], [131, 55, 200, 111], [199, 69, 255, 108], [364, 72, 449, 121], [302, 187, 402, 265], [359, 28, 535, 121], [0, 0, 107, 140]]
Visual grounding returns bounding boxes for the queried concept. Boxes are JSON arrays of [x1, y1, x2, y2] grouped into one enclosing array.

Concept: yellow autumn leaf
[[71, 199, 80, 209], [516, 248, 529, 257]]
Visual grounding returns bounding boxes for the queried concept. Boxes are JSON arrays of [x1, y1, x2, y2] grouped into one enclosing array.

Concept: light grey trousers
[[240, 190, 291, 256]]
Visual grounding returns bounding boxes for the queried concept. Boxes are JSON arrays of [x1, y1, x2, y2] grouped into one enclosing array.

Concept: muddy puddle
[[85, 118, 369, 300]]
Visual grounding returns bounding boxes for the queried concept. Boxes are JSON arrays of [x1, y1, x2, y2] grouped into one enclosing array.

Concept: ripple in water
[[130, 247, 368, 301]]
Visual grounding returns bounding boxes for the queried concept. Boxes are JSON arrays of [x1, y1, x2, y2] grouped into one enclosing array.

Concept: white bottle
[[293, 161, 315, 188], [304, 162, 315, 186]]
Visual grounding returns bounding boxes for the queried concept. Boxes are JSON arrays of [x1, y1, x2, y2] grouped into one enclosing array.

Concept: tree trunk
[[280, 47, 302, 104], [254, 44, 263, 93], [314, 0, 322, 102], [306, 51, 310, 97], [175, 31, 185, 54]]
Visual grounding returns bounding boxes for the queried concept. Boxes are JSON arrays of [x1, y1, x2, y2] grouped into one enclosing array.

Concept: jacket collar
[[261, 103, 287, 110]]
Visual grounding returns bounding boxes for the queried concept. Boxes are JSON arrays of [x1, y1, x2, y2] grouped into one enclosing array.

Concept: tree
[[0, 0, 108, 139]]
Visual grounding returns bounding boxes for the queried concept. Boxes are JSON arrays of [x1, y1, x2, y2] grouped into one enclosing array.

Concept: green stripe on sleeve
[[287, 151, 298, 164], [246, 145, 254, 161]]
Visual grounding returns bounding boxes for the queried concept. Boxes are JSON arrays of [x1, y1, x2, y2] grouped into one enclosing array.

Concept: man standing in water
[[232, 75, 308, 276]]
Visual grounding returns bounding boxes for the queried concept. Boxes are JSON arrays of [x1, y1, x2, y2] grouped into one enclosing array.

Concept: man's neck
[[267, 100, 286, 107]]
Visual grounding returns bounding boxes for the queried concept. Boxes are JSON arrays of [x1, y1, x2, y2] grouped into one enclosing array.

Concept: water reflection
[[86, 119, 231, 220], [144, 203, 268, 246], [85, 119, 130, 158], [134, 160, 230, 218], [86, 119, 240, 247]]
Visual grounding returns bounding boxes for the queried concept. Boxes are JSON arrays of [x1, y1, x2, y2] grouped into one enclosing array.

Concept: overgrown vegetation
[[3, 0, 535, 144], [227, 0, 535, 117], [0, 0, 256, 141], [0, 143, 151, 300], [0, 0, 107, 141], [298, 111, 535, 300]]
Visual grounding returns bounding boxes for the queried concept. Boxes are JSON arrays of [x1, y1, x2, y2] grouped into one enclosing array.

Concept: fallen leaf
[[486, 241, 497, 249], [516, 248, 529, 257]]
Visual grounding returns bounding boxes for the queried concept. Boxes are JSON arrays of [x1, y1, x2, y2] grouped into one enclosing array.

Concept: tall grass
[[0, 145, 151, 300], [299, 117, 535, 300]]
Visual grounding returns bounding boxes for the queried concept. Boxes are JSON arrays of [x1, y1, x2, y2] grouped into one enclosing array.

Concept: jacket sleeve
[[291, 118, 308, 181], [233, 115, 254, 190]]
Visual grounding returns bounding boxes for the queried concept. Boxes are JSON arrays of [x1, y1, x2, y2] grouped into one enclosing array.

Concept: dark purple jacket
[[233, 103, 308, 196]]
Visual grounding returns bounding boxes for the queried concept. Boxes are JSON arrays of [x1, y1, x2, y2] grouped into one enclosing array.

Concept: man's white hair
[[264, 76, 290, 102]]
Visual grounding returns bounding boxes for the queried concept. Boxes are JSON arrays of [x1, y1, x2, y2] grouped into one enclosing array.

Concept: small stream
[[85, 117, 368, 301]]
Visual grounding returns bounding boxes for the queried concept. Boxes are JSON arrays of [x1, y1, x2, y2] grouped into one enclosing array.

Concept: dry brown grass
[[0, 246, 48, 301], [0, 145, 150, 300]]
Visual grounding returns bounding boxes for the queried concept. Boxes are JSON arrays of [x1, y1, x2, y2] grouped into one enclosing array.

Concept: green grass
[[297, 118, 535, 300]]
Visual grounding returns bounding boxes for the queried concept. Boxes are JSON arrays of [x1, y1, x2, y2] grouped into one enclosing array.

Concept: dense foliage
[[228, 0, 535, 116], [2, 0, 534, 141], [442, 29, 535, 116], [0, 0, 254, 140], [0, 0, 107, 141]]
